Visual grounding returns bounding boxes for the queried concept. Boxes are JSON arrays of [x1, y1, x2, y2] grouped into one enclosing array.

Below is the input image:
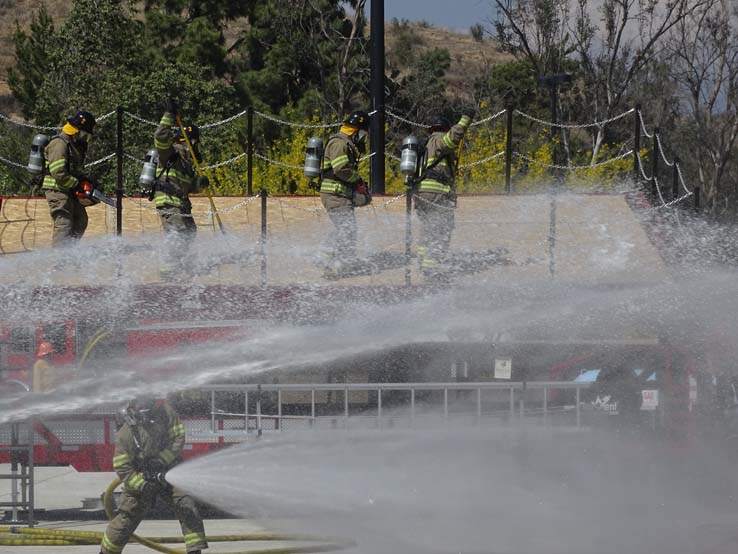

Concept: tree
[[492, 0, 708, 163], [7, 5, 55, 120], [665, 0, 738, 218], [234, 0, 369, 119]]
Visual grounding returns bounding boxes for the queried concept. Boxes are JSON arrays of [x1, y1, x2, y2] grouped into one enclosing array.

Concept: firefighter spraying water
[[99, 396, 208, 554]]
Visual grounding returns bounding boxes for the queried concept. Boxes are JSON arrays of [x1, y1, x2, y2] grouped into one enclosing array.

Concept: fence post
[[247, 107, 254, 196], [116, 106, 123, 236], [256, 384, 262, 437], [505, 104, 514, 193], [210, 390, 216, 433], [405, 188, 412, 286], [672, 157, 680, 201], [633, 104, 641, 181], [377, 388, 382, 430], [410, 388, 416, 427], [543, 386, 548, 427], [694, 186, 701, 211], [260, 189, 267, 286], [651, 129, 660, 201]]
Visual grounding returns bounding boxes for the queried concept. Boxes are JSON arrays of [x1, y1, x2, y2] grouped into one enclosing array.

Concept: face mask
[[192, 143, 203, 164], [355, 130, 367, 154]]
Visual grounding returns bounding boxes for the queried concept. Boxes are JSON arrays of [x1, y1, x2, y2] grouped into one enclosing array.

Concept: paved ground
[[0, 466, 352, 553]]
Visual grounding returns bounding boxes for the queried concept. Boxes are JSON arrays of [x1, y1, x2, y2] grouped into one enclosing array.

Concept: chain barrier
[[653, 176, 668, 206], [84, 153, 117, 168], [377, 193, 406, 207], [512, 150, 633, 171], [123, 111, 158, 127], [636, 153, 652, 181], [676, 164, 691, 195], [655, 135, 675, 167], [412, 192, 457, 211], [385, 109, 431, 129], [0, 154, 27, 170], [127, 192, 261, 218], [124, 152, 144, 163], [470, 109, 507, 127], [638, 111, 654, 139], [514, 108, 634, 129], [200, 110, 249, 129], [202, 153, 248, 170], [254, 110, 341, 129], [254, 152, 303, 171], [273, 197, 324, 214], [459, 151, 506, 168], [0, 113, 60, 131], [653, 189, 693, 210], [96, 110, 117, 123]]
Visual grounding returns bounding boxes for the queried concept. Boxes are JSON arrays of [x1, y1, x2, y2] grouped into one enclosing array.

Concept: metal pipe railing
[[203, 381, 591, 435]]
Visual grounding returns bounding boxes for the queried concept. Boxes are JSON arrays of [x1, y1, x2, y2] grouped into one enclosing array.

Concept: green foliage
[[1, 0, 636, 199], [7, 5, 54, 120]]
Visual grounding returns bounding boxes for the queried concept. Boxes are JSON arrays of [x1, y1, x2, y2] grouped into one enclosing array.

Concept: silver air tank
[[304, 137, 324, 179], [400, 135, 420, 177], [27, 134, 49, 175], [139, 149, 158, 188]]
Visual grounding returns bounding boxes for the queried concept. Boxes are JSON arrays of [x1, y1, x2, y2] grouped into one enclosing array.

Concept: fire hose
[[0, 477, 354, 553]]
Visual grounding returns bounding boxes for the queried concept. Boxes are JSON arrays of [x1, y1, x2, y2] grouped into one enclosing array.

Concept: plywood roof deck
[[0, 194, 666, 288]]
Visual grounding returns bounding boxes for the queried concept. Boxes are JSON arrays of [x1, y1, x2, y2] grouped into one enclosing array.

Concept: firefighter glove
[[165, 97, 178, 116], [459, 115, 472, 127]]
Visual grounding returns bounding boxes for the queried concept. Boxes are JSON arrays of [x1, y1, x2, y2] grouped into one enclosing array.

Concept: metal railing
[[199, 381, 591, 437], [0, 422, 34, 526]]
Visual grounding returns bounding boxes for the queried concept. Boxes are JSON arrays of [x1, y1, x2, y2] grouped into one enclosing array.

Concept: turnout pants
[[414, 191, 455, 268], [320, 193, 356, 264], [157, 200, 197, 277], [45, 189, 88, 247], [100, 485, 207, 554]]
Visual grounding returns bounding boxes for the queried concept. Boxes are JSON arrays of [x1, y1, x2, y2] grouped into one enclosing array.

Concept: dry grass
[[386, 24, 512, 101]]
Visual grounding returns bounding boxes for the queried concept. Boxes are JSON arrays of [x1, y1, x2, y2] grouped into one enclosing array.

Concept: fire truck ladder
[[0, 422, 34, 526]]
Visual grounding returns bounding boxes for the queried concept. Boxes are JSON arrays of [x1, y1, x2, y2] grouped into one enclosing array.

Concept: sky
[[378, 0, 494, 33]]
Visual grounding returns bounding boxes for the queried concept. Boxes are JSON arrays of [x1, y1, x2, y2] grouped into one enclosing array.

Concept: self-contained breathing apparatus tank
[[139, 149, 158, 188], [27, 134, 50, 175], [400, 135, 421, 178], [304, 137, 324, 181]]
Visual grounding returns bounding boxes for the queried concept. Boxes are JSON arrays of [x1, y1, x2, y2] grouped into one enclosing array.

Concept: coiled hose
[[0, 477, 354, 554]]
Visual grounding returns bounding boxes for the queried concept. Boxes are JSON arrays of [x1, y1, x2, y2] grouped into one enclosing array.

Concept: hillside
[[0, 3, 509, 116]]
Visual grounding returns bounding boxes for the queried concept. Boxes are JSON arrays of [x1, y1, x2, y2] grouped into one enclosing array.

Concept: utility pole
[[369, 0, 386, 194]]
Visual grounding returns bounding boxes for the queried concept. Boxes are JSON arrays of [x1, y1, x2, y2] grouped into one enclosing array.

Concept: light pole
[[369, 0, 386, 194]]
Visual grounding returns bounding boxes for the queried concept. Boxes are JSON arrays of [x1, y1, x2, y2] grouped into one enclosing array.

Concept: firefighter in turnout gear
[[413, 114, 471, 274], [319, 110, 371, 274], [153, 98, 210, 278], [42, 110, 96, 247], [99, 397, 207, 554]]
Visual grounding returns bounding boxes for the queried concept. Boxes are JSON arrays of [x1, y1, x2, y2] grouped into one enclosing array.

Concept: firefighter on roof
[[414, 114, 471, 275], [99, 396, 207, 554], [319, 110, 372, 273], [42, 110, 97, 247], [152, 98, 210, 278]]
